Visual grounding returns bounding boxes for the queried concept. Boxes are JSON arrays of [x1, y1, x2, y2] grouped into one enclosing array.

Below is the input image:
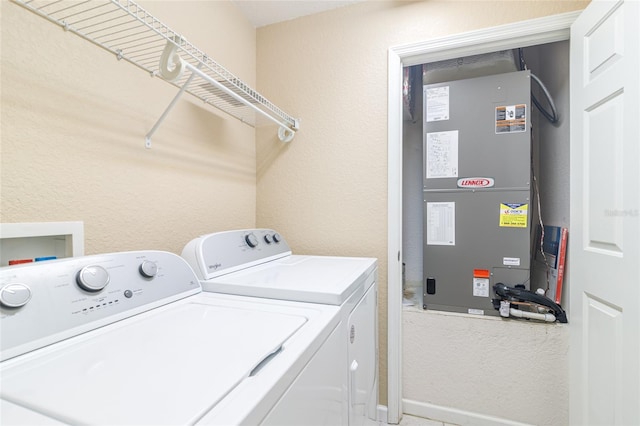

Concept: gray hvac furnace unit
[[422, 70, 531, 316]]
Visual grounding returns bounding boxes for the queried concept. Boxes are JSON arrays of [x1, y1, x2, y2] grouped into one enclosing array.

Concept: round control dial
[[264, 234, 273, 244], [0, 283, 32, 308], [245, 233, 259, 248], [272, 233, 282, 243], [77, 265, 110, 292], [139, 260, 158, 278]]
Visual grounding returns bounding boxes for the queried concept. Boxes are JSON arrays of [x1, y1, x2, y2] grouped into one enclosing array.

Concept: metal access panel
[[422, 70, 531, 316]]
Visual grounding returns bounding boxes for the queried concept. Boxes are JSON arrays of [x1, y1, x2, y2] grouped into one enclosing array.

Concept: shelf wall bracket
[[145, 40, 200, 149]]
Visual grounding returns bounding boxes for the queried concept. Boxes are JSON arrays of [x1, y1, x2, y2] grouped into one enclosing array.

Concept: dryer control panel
[[182, 229, 292, 280], [0, 251, 201, 361]]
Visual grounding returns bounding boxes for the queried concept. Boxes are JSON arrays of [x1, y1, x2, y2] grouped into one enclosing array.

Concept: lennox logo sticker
[[457, 177, 495, 188]]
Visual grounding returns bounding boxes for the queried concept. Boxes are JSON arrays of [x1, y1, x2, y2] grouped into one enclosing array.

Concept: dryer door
[[347, 283, 378, 426]]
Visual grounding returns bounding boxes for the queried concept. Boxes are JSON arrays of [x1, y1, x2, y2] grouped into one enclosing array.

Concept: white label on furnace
[[426, 202, 455, 246], [503, 257, 521, 266], [426, 130, 458, 179], [473, 277, 490, 297], [426, 86, 450, 122]]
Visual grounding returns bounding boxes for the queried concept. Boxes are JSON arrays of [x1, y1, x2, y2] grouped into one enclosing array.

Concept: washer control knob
[[272, 233, 282, 243], [264, 234, 273, 244], [0, 283, 32, 308], [77, 265, 110, 292], [139, 260, 158, 278], [245, 233, 259, 248]]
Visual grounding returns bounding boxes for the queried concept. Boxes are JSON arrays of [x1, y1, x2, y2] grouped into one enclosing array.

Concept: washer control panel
[[182, 229, 291, 280], [0, 251, 201, 361]]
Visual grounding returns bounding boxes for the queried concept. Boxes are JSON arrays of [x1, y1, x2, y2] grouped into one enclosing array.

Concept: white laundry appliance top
[[0, 250, 339, 425], [206, 255, 376, 305], [182, 229, 377, 305]]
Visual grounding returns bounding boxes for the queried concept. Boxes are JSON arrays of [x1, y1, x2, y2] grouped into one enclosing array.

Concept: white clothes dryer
[[182, 229, 379, 426], [0, 251, 343, 425]]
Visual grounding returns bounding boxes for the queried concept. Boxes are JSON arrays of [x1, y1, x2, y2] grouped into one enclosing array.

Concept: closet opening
[[386, 16, 577, 421], [402, 42, 570, 314]]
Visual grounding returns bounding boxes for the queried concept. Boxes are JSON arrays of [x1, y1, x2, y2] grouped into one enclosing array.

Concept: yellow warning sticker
[[499, 203, 528, 228]]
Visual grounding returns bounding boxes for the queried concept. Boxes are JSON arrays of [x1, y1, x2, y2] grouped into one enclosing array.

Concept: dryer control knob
[[139, 260, 158, 278], [0, 283, 32, 308], [77, 265, 110, 292], [264, 234, 273, 244], [272, 233, 282, 243], [245, 233, 259, 248]]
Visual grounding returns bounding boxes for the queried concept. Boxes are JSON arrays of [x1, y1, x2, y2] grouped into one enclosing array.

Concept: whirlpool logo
[[208, 263, 222, 270], [457, 177, 495, 188]]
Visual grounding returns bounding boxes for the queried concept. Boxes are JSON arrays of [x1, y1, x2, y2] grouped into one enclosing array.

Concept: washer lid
[[0, 301, 306, 425], [204, 255, 377, 305]]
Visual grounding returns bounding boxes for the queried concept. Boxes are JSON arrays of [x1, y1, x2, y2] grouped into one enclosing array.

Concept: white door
[[569, 0, 640, 425]]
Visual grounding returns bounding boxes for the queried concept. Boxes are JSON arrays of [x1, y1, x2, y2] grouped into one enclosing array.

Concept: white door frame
[[386, 11, 581, 424]]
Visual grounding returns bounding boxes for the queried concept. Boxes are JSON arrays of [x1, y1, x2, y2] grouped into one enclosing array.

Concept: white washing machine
[[0, 251, 344, 425], [182, 229, 379, 426]]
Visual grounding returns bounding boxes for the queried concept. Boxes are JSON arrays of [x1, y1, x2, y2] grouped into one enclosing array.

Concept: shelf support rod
[[145, 63, 201, 149]]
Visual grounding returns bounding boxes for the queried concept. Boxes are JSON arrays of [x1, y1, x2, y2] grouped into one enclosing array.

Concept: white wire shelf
[[12, 0, 300, 146]]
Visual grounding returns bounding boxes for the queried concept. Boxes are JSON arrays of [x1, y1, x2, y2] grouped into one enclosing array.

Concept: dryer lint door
[[347, 284, 378, 426]]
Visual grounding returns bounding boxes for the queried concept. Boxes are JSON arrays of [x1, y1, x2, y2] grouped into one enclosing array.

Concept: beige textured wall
[[403, 310, 569, 425], [1, 0, 257, 255], [255, 0, 589, 408]]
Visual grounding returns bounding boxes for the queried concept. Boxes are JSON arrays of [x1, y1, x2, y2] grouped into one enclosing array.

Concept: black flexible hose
[[517, 48, 559, 124], [494, 283, 568, 323]]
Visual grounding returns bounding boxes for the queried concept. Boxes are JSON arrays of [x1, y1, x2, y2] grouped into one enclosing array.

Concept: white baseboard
[[377, 405, 389, 424], [402, 399, 534, 426]]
